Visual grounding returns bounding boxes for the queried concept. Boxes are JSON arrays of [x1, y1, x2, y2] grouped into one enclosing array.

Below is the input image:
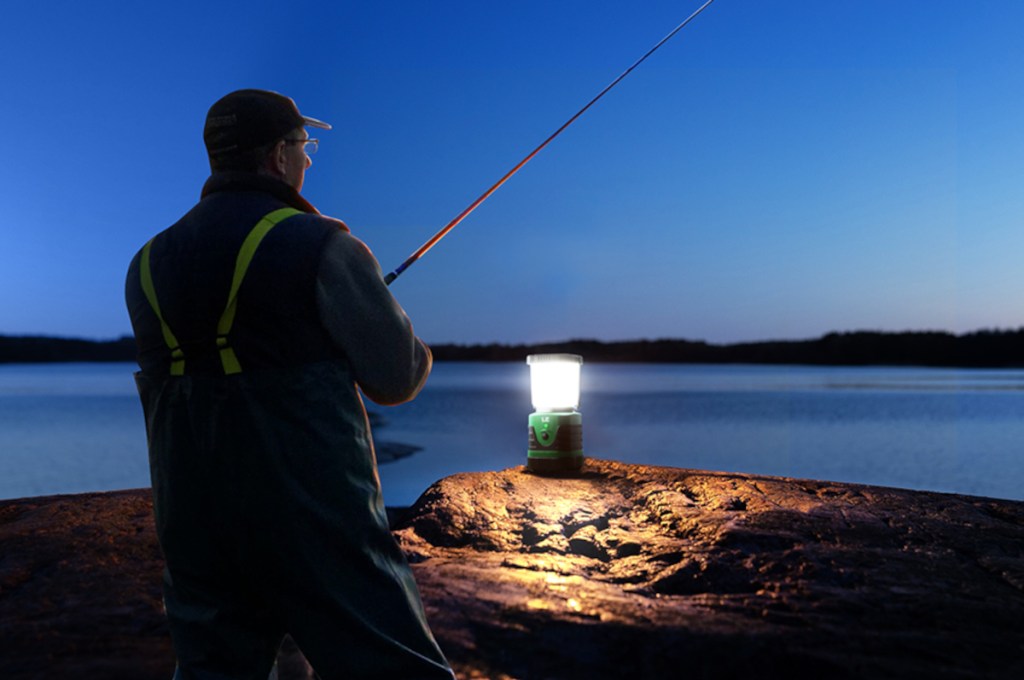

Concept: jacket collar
[[201, 172, 320, 214]]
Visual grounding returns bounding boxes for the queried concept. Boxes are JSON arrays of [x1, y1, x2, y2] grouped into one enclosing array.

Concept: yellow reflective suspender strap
[[215, 207, 303, 375], [138, 207, 303, 376], [139, 239, 186, 375]]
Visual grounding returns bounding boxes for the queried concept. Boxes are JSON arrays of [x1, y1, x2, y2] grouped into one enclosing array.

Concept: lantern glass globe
[[527, 353, 582, 412]]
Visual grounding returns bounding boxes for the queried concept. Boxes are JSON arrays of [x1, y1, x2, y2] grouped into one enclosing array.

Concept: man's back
[[127, 173, 342, 376]]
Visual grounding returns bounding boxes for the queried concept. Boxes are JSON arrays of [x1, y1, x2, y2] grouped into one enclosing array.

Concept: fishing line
[[384, 0, 718, 285]]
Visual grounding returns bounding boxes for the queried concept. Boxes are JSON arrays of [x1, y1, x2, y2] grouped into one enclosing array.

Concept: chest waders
[[139, 207, 302, 375]]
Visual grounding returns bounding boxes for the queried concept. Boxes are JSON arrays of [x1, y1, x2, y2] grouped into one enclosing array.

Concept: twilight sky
[[2, 1, 1022, 345]]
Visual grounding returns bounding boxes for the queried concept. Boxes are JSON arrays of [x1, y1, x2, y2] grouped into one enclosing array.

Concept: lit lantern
[[526, 353, 584, 473]]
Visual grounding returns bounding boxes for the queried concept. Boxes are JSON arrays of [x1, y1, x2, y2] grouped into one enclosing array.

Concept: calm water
[[1, 362, 1023, 506]]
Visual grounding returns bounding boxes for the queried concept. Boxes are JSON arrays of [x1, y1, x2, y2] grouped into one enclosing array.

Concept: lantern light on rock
[[526, 354, 584, 474]]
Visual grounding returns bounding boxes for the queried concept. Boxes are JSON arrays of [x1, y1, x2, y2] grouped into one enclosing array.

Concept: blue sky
[[2, 1, 1022, 345]]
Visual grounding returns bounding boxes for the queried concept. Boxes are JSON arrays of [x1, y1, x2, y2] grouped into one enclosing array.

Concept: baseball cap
[[203, 89, 331, 158]]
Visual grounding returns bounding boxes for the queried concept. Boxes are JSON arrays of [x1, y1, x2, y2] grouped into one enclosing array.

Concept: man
[[125, 89, 453, 679]]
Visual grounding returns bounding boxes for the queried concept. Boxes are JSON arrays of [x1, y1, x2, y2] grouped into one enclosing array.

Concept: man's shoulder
[[285, 211, 349, 234], [278, 213, 351, 262]]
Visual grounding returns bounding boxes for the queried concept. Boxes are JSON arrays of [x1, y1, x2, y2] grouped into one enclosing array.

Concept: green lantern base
[[527, 410, 584, 474]]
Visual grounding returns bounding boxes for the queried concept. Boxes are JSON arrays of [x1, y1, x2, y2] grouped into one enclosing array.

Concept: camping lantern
[[526, 354, 584, 473]]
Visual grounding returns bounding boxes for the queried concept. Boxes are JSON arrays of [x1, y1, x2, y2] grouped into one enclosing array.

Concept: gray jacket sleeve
[[315, 229, 432, 406]]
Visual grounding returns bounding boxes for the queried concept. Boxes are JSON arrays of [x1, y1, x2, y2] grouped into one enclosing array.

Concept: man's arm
[[315, 228, 432, 405]]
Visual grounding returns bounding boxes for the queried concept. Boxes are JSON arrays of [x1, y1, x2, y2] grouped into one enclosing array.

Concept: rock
[[0, 490, 171, 679], [374, 440, 422, 464], [2, 459, 1023, 679], [396, 459, 1024, 679]]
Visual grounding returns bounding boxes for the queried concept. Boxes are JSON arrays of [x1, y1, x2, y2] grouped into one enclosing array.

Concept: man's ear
[[271, 140, 288, 176]]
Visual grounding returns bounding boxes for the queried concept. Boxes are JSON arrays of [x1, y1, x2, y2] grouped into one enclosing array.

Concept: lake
[[1, 362, 1022, 506]]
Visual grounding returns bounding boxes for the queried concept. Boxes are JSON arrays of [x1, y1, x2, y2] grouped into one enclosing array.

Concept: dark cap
[[203, 89, 331, 158]]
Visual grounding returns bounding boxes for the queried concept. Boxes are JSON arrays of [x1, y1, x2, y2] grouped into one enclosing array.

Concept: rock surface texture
[[0, 490, 170, 678], [2, 459, 1024, 679], [396, 459, 1024, 679]]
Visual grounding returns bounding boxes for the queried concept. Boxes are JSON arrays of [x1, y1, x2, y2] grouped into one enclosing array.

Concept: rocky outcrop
[[396, 459, 1024, 678], [0, 490, 170, 678], [2, 459, 1023, 679]]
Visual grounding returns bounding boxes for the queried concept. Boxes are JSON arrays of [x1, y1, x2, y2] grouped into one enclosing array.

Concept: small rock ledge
[[2, 459, 1023, 679]]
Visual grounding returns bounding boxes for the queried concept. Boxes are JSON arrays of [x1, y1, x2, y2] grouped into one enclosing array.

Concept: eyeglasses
[[284, 138, 318, 155]]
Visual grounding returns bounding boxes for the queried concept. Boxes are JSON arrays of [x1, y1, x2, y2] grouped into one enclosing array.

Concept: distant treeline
[[0, 335, 136, 364], [3, 329, 1024, 367], [430, 329, 1024, 367]]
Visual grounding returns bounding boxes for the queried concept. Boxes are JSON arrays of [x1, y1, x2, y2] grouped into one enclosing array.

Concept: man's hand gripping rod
[[384, 0, 717, 286]]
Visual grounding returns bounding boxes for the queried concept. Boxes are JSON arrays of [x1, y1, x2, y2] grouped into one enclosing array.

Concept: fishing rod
[[384, 0, 718, 285]]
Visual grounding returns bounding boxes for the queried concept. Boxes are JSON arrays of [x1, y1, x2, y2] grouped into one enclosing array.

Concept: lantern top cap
[[527, 353, 583, 365]]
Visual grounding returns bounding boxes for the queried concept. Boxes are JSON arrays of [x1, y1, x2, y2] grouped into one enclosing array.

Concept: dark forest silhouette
[[3, 328, 1024, 367], [0, 335, 137, 364]]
